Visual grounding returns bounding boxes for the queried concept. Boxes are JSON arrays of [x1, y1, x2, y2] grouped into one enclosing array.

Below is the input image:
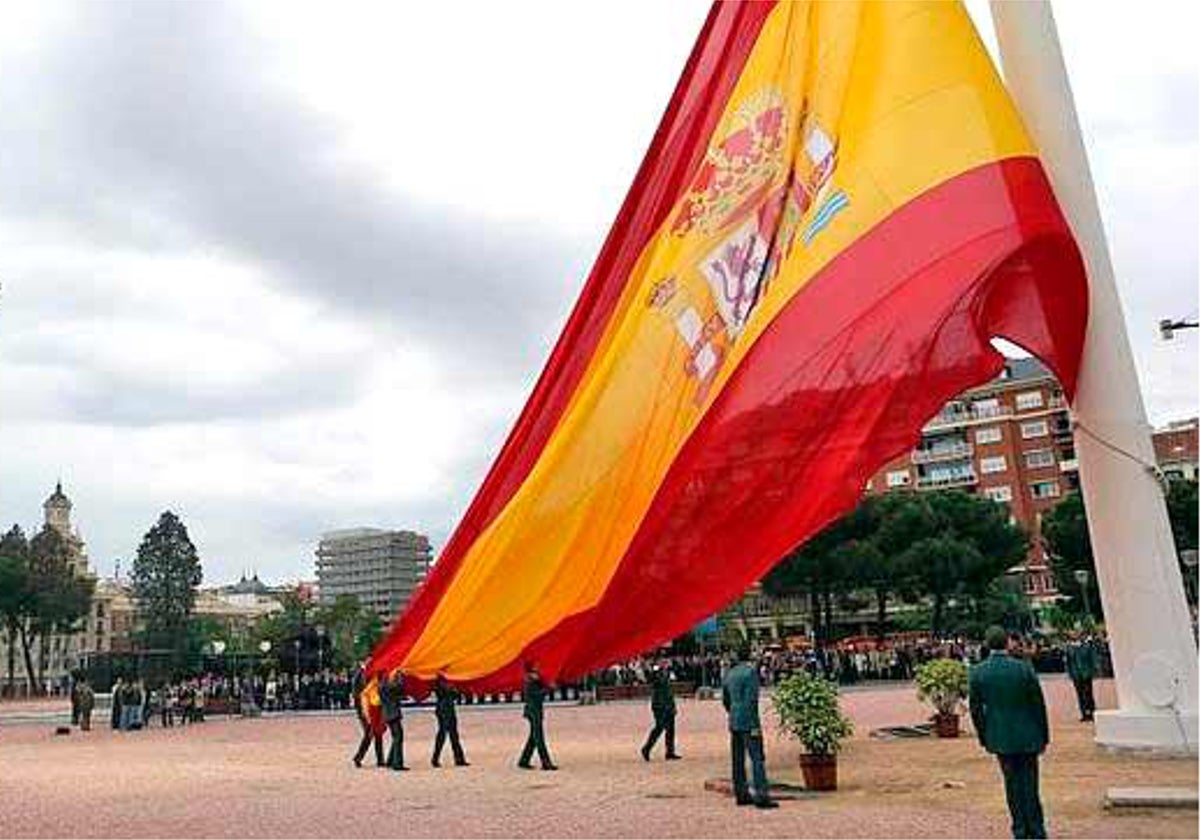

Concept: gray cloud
[[0, 2, 579, 382]]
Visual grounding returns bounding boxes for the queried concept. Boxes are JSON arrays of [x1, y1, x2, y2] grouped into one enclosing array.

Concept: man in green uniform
[[110, 677, 124, 730], [517, 660, 557, 770], [1063, 630, 1098, 722], [432, 673, 469, 767], [350, 664, 384, 768], [76, 677, 95, 732], [641, 659, 681, 761], [969, 627, 1049, 839], [380, 670, 408, 772], [721, 648, 777, 809]]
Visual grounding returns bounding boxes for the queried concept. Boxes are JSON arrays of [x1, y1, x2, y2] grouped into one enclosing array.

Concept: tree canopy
[[764, 490, 1029, 640], [1043, 481, 1199, 622], [131, 511, 202, 653]]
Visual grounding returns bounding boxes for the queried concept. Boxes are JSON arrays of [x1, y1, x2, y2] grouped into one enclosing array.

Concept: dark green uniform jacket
[[1064, 641, 1099, 681], [379, 678, 405, 724], [523, 673, 546, 720], [969, 652, 1049, 755], [650, 669, 676, 714], [721, 663, 761, 733]]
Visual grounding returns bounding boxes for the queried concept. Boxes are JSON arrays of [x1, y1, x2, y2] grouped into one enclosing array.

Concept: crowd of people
[[593, 632, 1112, 693]]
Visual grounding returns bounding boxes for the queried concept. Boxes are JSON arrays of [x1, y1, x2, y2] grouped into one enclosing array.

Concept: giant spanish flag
[[371, 0, 1088, 692]]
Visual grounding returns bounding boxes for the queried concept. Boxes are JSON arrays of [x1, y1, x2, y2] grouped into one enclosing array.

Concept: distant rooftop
[[998, 356, 1051, 383]]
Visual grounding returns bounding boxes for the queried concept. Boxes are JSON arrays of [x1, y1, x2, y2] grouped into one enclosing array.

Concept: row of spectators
[[594, 633, 1113, 691]]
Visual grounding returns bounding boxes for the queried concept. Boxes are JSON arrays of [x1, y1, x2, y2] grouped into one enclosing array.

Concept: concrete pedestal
[[1095, 709, 1198, 756]]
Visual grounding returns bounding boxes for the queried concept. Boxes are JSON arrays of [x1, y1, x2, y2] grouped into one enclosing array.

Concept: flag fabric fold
[[370, 0, 1088, 694]]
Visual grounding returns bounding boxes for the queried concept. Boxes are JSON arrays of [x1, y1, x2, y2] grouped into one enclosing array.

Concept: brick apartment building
[[1153, 417, 1199, 482], [864, 357, 1077, 605]]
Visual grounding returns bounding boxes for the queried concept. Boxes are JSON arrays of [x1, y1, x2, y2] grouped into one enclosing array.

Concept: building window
[[984, 485, 1013, 503], [886, 470, 911, 488], [1024, 449, 1055, 469], [976, 426, 1002, 445], [1016, 391, 1044, 411], [1030, 480, 1060, 499], [980, 456, 1008, 475], [1020, 419, 1049, 439], [974, 398, 1001, 418]]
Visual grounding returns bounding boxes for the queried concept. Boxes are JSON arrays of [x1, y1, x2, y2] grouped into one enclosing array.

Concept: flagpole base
[[1095, 709, 1198, 756]]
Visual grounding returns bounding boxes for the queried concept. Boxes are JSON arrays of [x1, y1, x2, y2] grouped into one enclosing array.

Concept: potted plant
[[772, 671, 853, 791], [914, 658, 968, 738]]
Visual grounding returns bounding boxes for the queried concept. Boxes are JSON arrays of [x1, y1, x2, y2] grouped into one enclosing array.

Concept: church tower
[[43, 481, 87, 576], [44, 481, 72, 538]]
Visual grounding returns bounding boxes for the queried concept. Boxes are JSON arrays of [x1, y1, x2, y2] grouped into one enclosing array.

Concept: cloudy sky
[[0, 2, 1195, 587]]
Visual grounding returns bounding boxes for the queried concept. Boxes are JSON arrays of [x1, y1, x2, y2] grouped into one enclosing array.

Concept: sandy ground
[[0, 678, 1195, 839]]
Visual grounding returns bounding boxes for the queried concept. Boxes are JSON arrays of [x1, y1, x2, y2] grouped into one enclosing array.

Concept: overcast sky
[[0, 2, 1195, 587]]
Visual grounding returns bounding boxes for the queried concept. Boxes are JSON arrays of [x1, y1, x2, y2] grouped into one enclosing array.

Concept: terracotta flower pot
[[798, 752, 838, 791], [933, 711, 960, 738]]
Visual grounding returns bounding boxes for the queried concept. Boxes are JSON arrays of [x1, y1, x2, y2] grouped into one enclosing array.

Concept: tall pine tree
[[132, 511, 202, 653]]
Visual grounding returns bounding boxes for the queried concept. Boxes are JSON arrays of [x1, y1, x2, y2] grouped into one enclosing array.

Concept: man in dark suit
[[350, 664, 384, 768], [380, 670, 408, 772], [969, 627, 1049, 839], [517, 660, 557, 770], [722, 648, 777, 809], [1064, 630, 1098, 722], [641, 659, 681, 761], [432, 673, 469, 768]]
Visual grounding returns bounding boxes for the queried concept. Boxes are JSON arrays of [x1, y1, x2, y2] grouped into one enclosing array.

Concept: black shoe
[[541, 764, 558, 771], [640, 745, 651, 762], [736, 796, 754, 806], [353, 757, 362, 768], [517, 762, 533, 770], [754, 799, 779, 810], [393, 765, 409, 772], [431, 760, 440, 768], [455, 760, 470, 767], [665, 753, 681, 761]]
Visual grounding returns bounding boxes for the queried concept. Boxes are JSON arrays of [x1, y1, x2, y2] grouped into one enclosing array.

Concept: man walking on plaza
[[432, 673, 469, 768], [722, 647, 777, 809], [380, 670, 408, 771], [517, 660, 557, 770], [76, 677, 94, 732], [1064, 629, 1099, 722], [969, 626, 1049, 839], [641, 659, 680, 761], [350, 664, 384, 768]]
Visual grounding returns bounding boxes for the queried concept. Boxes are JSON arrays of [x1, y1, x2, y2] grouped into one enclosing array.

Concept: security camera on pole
[[990, 0, 1198, 753]]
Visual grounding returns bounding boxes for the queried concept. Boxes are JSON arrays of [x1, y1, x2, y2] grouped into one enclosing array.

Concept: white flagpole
[[989, 0, 1197, 753]]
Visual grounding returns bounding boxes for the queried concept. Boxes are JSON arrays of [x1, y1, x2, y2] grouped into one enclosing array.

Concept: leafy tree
[[19, 526, 94, 693], [353, 611, 385, 663], [1166, 480, 1198, 552], [766, 490, 1028, 640], [315, 594, 383, 669], [0, 526, 31, 695], [131, 511, 202, 654], [1046, 481, 1200, 620], [1041, 491, 1099, 619]]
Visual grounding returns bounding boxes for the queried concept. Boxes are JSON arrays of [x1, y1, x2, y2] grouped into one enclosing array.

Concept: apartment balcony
[[917, 471, 978, 490], [912, 442, 974, 464], [1059, 458, 1079, 472], [923, 405, 1013, 431]]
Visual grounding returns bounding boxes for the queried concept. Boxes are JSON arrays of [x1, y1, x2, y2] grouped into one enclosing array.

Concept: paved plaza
[[0, 678, 1194, 838]]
